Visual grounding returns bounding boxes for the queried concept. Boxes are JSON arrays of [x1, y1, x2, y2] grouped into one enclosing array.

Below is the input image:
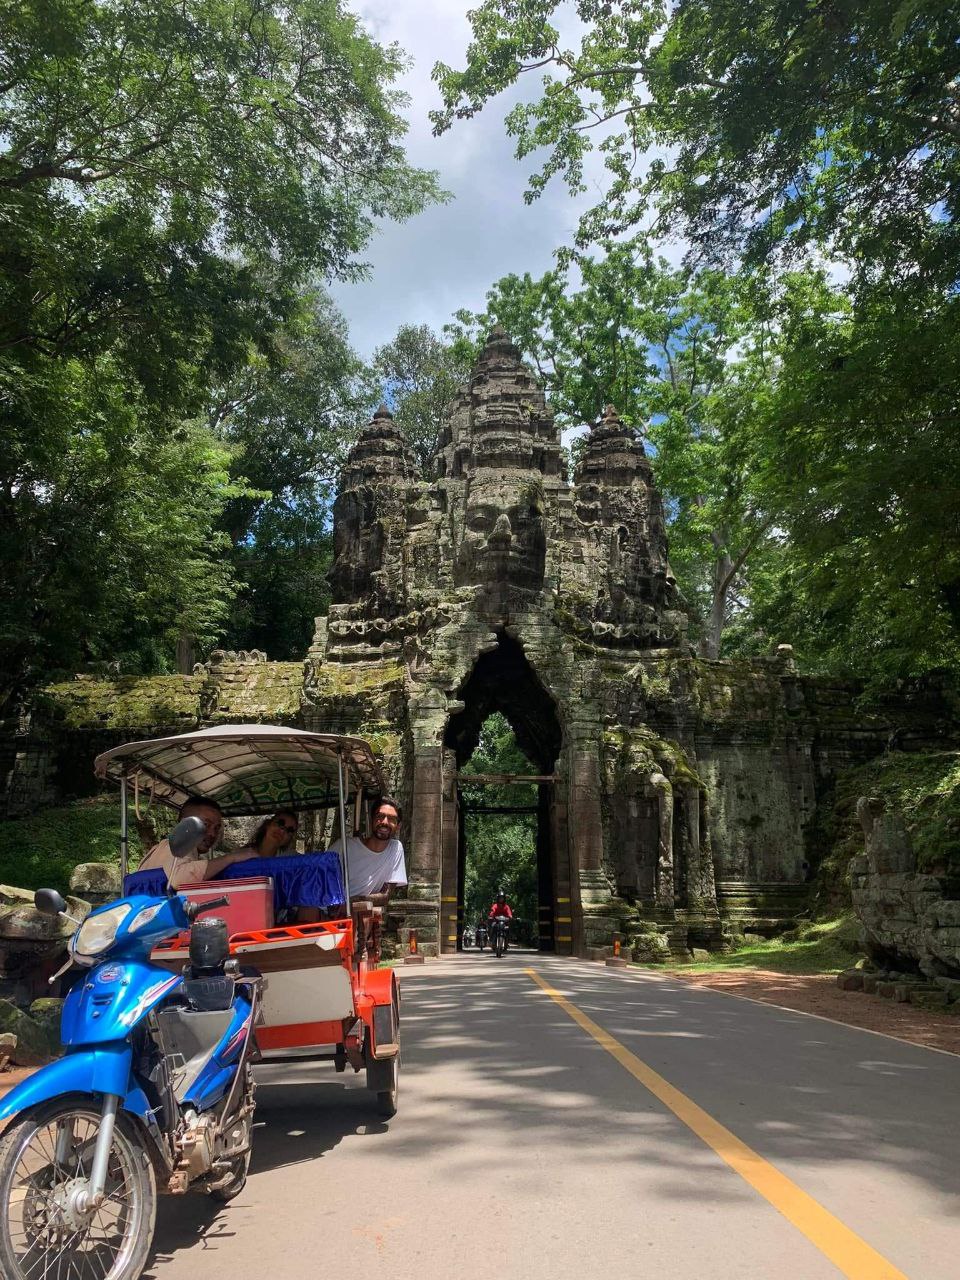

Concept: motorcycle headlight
[[71, 904, 131, 962]]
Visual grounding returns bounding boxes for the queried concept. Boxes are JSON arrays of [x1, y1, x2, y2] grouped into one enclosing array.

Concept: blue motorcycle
[[0, 817, 262, 1280]]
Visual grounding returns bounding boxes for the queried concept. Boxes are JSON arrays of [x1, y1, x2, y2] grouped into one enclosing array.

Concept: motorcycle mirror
[[34, 888, 67, 916], [167, 815, 206, 859]]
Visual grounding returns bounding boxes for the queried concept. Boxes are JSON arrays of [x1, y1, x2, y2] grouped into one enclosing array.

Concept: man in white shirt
[[330, 796, 407, 907]]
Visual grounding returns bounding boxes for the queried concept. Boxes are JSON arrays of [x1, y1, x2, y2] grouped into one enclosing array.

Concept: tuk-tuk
[[94, 724, 401, 1116]]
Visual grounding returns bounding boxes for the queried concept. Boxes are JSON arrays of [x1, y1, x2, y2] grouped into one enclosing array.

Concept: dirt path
[[0, 1066, 36, 1101], [666, 968, 960, 1055]]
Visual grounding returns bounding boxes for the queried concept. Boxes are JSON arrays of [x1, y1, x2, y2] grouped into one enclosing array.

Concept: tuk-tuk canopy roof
[[94, 724, 386, 816]]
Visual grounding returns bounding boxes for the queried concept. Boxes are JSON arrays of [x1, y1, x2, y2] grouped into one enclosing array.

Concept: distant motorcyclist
[[488, 892, 513, 956], [488, 891, 513, 921]]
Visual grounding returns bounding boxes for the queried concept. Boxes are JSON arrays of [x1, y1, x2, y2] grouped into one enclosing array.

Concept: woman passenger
[[232, 809, 299, 861]]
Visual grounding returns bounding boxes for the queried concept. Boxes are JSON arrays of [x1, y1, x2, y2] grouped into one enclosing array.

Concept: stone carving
[[852, 791, 960, 980], [301, 327, 716, 955]]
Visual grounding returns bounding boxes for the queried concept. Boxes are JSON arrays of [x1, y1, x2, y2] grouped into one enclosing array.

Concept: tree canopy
[[434, 0, 960, 684], [432, 0, 960, 282], [371, 323, 474, 469], [0, 0, 441, 701]]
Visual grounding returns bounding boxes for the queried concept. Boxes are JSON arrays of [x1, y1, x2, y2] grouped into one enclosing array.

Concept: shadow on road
[[145, 1076, 386, 1275], [382, 956, 960, 1215], [144, 952, 960, 1276]]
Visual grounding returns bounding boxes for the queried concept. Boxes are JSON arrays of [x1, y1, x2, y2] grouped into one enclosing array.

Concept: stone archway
[[439, 634, 568, 954]]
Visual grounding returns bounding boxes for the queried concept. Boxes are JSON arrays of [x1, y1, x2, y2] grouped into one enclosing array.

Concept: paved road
[[145, 954, 960, 1280]]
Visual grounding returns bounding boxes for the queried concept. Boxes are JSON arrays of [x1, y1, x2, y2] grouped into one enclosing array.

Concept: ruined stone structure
[[4, 328, 958, 960], [296, 327, 955, 957]]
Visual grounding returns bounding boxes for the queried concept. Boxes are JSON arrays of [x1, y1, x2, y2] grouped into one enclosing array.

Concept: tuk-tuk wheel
[[367, 1053, 399, 1118]]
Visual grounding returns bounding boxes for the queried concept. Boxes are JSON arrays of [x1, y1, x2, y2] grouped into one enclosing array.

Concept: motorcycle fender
[[0, 1042, 136, 1123]]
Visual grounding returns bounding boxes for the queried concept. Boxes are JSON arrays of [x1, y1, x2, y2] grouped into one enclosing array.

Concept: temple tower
[[302, 328, 721, 956]]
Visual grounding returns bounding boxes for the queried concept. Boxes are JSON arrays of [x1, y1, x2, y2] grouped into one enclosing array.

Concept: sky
[[331, 1, 605, 361]]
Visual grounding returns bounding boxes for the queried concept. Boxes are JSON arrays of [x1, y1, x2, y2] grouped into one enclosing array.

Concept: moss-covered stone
[[38, 675, 204, 730]]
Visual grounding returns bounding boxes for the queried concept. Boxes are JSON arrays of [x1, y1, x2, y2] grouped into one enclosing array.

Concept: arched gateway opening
[[441, 634, 565, 953]]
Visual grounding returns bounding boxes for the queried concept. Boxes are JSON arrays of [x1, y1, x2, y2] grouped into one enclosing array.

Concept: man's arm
[[352, 881, 402, 909]]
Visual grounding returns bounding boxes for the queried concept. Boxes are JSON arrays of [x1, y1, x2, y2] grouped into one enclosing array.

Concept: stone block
[[70, 862, 121, 905], [836, 970, 863, 992], [877, 982, 897, 999], [910, 989, 950, 1010], [0, 1000, 59, 1065], [691, 948, 711, 963], [861, 974, 880, 995], [894, 984, 912, 1003], [932, 976, 960, 1003], [29, 998, 63, 1047], [631, 932, 671, 964]]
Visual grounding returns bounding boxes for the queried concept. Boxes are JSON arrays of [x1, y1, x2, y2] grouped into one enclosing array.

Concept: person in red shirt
[[488, 891, 513, 920]]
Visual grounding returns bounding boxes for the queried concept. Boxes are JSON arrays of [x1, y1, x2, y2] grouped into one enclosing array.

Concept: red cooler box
[[179, 877, 274, 935]]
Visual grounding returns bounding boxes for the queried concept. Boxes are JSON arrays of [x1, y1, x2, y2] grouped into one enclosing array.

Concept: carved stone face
[[454, 477, 546, 593]]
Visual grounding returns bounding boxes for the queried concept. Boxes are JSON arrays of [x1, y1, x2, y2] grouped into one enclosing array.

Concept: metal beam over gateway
[[454, 773, 557, 785]]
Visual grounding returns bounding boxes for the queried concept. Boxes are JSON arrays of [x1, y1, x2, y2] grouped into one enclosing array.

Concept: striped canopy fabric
[[94, 724, 385, 816]]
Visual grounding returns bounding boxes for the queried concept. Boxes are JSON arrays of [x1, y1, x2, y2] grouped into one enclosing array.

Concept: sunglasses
[[374, 812, 399, 825], [273, 819, 297, 833]]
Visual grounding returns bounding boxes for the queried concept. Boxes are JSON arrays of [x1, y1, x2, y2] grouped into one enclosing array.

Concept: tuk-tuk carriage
[[94, 724, 401, 1116]]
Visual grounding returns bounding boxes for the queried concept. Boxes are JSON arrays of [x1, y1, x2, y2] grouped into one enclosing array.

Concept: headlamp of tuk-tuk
[[71, 904, 131, 964]]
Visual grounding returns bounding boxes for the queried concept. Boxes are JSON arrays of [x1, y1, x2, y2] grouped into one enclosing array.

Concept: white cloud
[[333, 0, 606, 359]]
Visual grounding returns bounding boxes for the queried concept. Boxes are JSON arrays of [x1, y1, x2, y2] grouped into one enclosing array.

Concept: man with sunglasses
[[330, 796, 407, 907]]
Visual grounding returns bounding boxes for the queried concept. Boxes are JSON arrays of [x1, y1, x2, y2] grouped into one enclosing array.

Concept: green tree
[[1, 0, 442, 698], [432, 0, 960, 283], [371, 323, 475, 468], [743, 275, 960, 682], [434, 1, 960, 680], [210, 285, 376, 657], [460, 714, 539, 932]]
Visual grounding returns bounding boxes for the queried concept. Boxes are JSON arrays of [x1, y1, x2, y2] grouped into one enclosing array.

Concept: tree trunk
[[699, 550, 733, 660], [175, 633, 196, 674]]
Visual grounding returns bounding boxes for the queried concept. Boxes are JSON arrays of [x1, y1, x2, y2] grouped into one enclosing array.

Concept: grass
[[0, 797, 144, 896], [660, 916, 862, 976]]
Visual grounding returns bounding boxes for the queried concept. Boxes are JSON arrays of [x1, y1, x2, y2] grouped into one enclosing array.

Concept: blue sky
[[331, 1, 606, 361]]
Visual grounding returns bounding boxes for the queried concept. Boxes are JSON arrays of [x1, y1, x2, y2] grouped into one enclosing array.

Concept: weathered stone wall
[[848, 753, 960, 981]]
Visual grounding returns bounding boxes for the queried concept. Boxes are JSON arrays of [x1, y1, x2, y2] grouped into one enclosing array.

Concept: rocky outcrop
[[70, 862, 121, 907], [0, 998, 63, 1065], [852, 758, 960, 982]]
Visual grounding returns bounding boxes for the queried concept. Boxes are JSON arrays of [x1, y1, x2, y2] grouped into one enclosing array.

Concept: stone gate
[[297, 327, 953, 956], [5, 328, 957, 959]]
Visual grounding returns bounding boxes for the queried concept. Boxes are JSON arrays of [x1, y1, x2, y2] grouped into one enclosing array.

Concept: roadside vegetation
[[0, 798, 143, 896], [662, 917, 863, 977], [459, 714, 539, 936]]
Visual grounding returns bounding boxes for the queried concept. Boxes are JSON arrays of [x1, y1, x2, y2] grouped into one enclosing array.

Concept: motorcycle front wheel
[[0, 1098, 157, 1280], [494, 931, 505, 957]]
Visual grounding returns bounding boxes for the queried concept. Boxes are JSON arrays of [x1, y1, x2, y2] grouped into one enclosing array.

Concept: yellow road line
[[526, 969, 908, 1280]]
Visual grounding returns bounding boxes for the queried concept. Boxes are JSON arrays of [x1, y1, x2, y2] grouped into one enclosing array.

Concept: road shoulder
[[663, 967, 960, 1055]]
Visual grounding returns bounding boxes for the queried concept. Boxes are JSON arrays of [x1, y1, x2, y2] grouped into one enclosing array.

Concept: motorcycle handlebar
[[184, 895, 230, 920]]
